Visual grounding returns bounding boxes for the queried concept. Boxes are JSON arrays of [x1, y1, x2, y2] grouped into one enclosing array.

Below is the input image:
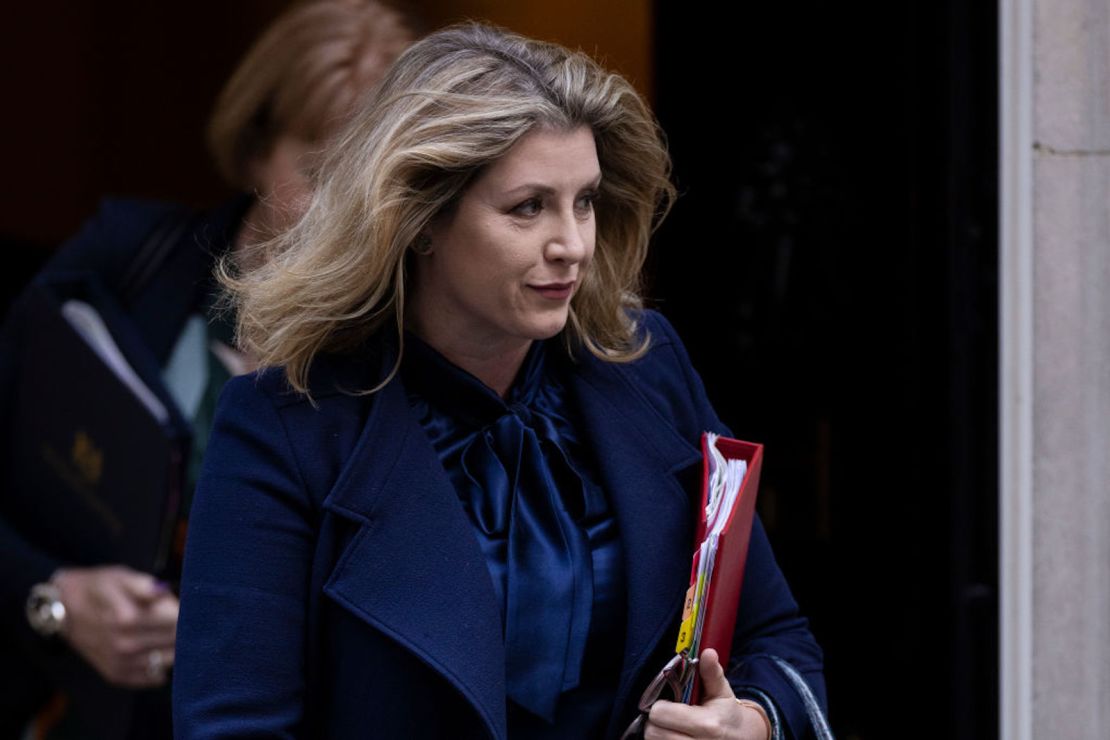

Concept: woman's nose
[[544, 210, 592, 263]]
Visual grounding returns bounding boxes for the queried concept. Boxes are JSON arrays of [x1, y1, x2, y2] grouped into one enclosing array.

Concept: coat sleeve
[[645, 311, 828, 740], [173, 374, 316, 739]]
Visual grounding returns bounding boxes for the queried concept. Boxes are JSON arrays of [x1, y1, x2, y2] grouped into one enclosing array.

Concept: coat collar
[[320, 338, 702, 740]]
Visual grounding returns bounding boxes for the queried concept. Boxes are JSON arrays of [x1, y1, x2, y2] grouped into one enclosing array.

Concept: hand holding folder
[[4, 276, 190, 740], [680, 432, 763, 702], [621, 432, 763, 738]]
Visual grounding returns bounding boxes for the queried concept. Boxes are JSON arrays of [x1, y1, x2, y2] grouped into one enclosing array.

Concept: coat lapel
[[313, 336, 704, 740], [320, 371, 508, 740], [565, 353, 704, 733]]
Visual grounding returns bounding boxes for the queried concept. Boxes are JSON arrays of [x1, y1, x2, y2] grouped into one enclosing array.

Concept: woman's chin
[[527, 310, 571, 341]]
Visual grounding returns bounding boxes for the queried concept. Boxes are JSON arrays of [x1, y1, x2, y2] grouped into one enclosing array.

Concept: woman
[[0, 2, 415, 736], [174, 23, 827, 740]]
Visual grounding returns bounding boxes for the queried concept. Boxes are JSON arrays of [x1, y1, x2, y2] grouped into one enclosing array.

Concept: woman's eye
[[511, 198, 542, 217], [575, 191, 598, 215]]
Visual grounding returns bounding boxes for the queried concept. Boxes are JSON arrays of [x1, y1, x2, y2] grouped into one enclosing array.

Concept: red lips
[[529, 281, 575, 300]]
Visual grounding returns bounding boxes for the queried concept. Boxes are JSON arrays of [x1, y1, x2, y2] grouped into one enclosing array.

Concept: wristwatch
[[26, 581, 67, 636]]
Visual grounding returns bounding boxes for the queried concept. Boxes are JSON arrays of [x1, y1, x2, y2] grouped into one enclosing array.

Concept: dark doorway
[[651, 2, 998, 738]]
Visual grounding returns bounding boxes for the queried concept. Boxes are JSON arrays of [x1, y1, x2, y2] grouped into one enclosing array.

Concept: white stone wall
[[1031, 153, 1110, 737], [1005, 0, 1110, 737]]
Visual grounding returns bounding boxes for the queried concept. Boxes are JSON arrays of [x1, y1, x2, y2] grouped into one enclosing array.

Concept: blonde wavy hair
[[207, 0, 418, 189], [223, 22, 676, 393]]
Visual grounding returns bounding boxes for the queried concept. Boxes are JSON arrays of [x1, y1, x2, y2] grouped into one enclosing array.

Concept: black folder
[[4, 274, 191, 739], [6, 274, 189, 574]]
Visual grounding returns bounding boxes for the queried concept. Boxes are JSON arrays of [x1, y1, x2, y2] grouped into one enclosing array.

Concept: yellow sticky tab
[[675, 614, 695, 652], [675, 581, 699, 652]]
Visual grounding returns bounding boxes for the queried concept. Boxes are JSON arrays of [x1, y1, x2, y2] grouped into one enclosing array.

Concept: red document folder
[[687, 434, 763, 703]]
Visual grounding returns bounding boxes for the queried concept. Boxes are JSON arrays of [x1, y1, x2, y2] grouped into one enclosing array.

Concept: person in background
[[174, 22, 828, 740], [0, 2, 416, 737]]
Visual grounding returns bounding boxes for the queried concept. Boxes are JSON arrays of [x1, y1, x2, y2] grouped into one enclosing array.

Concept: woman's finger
[[113, 568, 170, 604], [643, 716, 696, 740], [697, 649, 735, 702], [114, 648, 174, 689], [648, 700, 722, 736]]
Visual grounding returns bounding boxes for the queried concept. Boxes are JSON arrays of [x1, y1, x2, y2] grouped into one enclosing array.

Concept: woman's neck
[[407, 323, 531, 399]]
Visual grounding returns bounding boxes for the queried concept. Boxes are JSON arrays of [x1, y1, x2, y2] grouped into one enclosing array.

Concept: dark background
[[652, 2, 999, 738], [1, 3, 288, 311], [3, 2, 999, 738]]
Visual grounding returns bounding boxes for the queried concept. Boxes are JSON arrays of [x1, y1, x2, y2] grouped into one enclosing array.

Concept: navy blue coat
[[173, 311, 826, 739]]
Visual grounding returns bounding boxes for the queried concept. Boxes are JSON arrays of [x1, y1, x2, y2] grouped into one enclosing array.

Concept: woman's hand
[[52, 565, 179, 688], [644, 649, 771, 740]]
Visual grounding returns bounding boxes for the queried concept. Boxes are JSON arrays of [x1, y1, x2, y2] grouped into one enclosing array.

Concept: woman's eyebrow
[[500, 175, 603, 197]]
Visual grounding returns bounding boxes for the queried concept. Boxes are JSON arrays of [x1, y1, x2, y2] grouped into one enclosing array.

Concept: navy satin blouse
[[402, 333, 626, 736]]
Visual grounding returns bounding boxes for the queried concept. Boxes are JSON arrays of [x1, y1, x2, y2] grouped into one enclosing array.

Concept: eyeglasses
[[619, 652, 699, 739]]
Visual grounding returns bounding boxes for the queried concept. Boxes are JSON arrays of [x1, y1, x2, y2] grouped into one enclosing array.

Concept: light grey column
[[1002, 0, 1110, 738]]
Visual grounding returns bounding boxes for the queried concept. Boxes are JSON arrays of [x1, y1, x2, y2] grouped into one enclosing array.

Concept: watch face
[[27, 583, 66, 636]]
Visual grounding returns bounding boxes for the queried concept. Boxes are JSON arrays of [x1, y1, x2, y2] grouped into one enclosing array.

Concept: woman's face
[[410, 125, 601, 360]]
